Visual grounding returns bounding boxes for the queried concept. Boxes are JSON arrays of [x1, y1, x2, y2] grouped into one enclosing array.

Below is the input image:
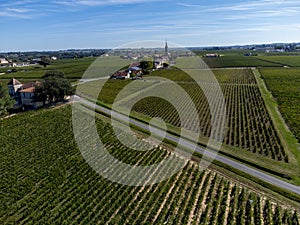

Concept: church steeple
[[165, 40, 168, 57]]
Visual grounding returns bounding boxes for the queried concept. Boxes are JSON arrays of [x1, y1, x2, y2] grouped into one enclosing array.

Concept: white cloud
[[5, 7, 32, 13], [176, 3, 199, 7], [225, 7, 300, 20], [0, 0, 41, 8], [0, 11, 32, 18], [0, 1, 43, 18], [54, 0, 165, 7], [204, 0, 300, 12]]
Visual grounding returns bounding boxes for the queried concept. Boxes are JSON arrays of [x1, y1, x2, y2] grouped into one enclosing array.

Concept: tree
[[33, 84, 47, 106], [39, 57, 51, 67], [140, 61, 154, 73], [163, 62, 169, 68], [0, 84, 15, 116], [34, 71, 74, 105]]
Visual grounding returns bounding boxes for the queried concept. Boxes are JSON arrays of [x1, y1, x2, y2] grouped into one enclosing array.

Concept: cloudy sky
[[1, 0, 300, 51]]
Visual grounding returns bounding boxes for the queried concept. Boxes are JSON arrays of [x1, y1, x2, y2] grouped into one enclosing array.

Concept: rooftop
[[7, 78, 22, 86], [22, 81, 41, 89], [19, 86, 35, 93]]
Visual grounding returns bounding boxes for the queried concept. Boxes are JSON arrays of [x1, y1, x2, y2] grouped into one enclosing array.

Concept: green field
[[76, 79, 156, 106], [19, 56, 296, 180], [72, 67, 300, 185], [256, 56, 300, 67], [259, 68, 300, 142], [0, 106, 299, 224], [200, 56, 281, 68], [1, 53, 300, 224], [114, 69, 287, 161], [152, 67, 257, 84], [0, 57, 96, 80]]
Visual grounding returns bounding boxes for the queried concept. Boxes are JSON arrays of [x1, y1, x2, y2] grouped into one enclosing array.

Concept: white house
[[7, 78, 23, 96], [205, 53, 219, 58], [0, 58, 9, 64], [11, 62, 29, 67], [7, 78, 43, 109]]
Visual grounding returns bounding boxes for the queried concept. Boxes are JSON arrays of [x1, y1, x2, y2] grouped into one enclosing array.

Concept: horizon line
[[1, 41, 299, 53]]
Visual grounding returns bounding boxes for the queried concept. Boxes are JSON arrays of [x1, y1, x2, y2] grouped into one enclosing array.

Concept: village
[[110, 41, 177, 80], [3, 41, 224, 113]]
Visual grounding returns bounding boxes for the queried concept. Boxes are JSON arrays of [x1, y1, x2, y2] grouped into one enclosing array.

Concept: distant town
[[1, 42, 300, 69]]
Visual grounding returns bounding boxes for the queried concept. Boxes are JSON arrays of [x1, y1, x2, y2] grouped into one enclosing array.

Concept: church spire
[[165, 40, 168, 57]]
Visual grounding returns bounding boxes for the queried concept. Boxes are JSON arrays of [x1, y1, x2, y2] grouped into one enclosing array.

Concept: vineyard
[[255, 56, 300, 67], [200, 56, 281, 68], [116, 68, 287, 162], [259, 68, 300, 142], [0, 106, 299, 224]]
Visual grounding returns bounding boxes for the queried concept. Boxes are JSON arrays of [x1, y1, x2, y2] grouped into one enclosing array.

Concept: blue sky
[[1, 0, 300, 51]]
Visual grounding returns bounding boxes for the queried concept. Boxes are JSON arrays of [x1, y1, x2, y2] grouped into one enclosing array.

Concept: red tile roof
[[19, 86, 35, 93], [22, 81, 41, 89]]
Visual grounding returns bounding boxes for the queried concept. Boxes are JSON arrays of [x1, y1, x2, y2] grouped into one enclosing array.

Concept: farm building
[[128, 66, 142, 76], [111, 65, 143, 80], [154, 58, 169, 69], [0, 58, 9, 65], [205, 53, 220, 58], [111, 70, 130, 79]]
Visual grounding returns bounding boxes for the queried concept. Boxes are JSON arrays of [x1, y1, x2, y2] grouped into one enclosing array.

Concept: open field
[[255, 56, 300, 67], [76, 79, 155, 106], [259, 68, 300, 143], [260, 52, 300, 56], [0, 57, 96, 80], [199, 56, 281, 68], [0, 106, 299, 224]]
